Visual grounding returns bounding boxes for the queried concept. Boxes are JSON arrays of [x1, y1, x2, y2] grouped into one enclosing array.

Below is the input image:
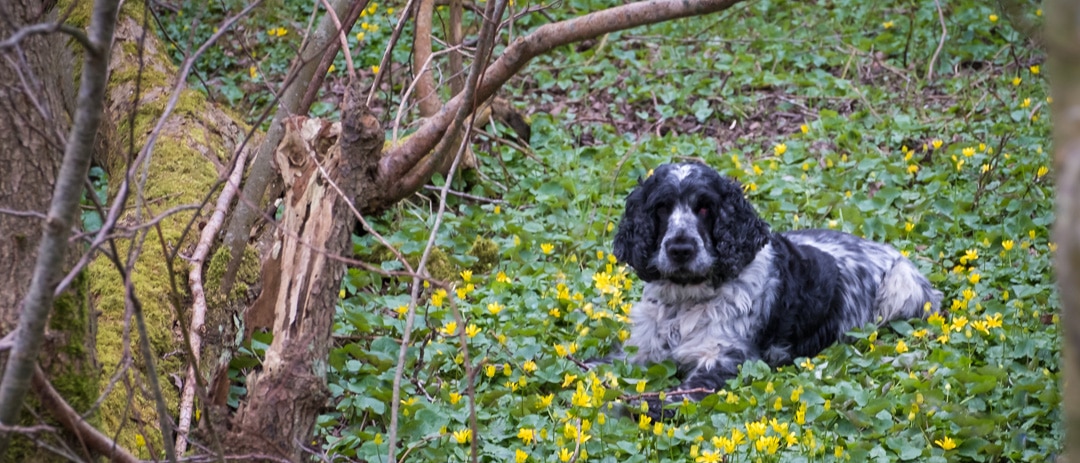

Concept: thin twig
[[926, 0, 947, 81]]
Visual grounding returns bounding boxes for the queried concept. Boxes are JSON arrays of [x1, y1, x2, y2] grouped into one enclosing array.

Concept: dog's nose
[[665, 237, 697, 264]]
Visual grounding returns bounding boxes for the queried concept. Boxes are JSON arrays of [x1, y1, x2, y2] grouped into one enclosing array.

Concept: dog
[[611, 161, 941, 415]]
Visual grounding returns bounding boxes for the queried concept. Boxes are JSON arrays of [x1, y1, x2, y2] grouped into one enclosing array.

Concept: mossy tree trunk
[[0, 0, 98, 460]]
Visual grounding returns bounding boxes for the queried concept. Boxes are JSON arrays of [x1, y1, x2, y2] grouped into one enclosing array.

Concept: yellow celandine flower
[[800, 358, 815, 370], [636, 380, 647, 393], [905, 222, 915, 232], [517, 427, 536, 444], [1021, 98, 1031, 108], [747, 420, 768, 440], [756, 436, 781, 455], [989, 14, 998, 22], [559, 447, 573, 462], [523, 360, 537, 373], [327, 64, 336, 73], [882, 20, 894, 29], [537, 393, 554, 409], [652, 421, 664, 436], [496, 271, 511, 283], [764, 382, 775, 394], [1030, 65, 1040, 75], [460, 270, 472, 282], [959, 248, 979, 264], [951, 316, 969, 332], [571, 383, 591, 408], [962, 147, 975, 157], [453, 428, 471, 444], [913, 328, 929, 338], [456, 287, 468, 300], [514, 449, 528, 463], [935, 436, 958, 450], [356, 32, 365, 41], [907, 164, 919, 174], [972, 319, 990, 335], [731, 428, 747, 446], [135, 434, 146, 448], [1037, 166, 1049, 178], [503, 363, 512, 376], [449, 392, 462, 404], [696, 450, 722, 463], [824, 400, 831, 411], [541, 243, 555, 254], [562, 374, 578, 388], [931, 139, 943, 150], [896, 339, 909, 353], [774, 143, 787, 155], [371, 65, 380, 74], [487, 302, 503, 315], [969, 273, 981, 284], [773, 397, 783, 411], [790, 386, 804, 402], [1002, 240, 1015, 251], [985, 312, 1003, 329], [638, 414, 652, 430], [800, 124, 809, 134], [440, 321, 458, 336], [431, 289, 447, 308], [796, 401, 807, 425], [249, 66, 258, 79], [485, 365, 496, 377], [1012, 76, 1022, 86]]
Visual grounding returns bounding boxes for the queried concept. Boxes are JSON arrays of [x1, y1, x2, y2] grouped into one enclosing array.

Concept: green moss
[[467, 236, 499, 273], [426, 248, 457, 282], [204, 245, 261, 305]]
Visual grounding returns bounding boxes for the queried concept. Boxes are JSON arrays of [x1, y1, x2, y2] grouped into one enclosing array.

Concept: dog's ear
[[613, 179, 661, 282], [710, 177, 770, 279]]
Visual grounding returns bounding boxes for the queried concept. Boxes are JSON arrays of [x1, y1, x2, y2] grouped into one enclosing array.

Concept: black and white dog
[[613, 161, 941, 409]]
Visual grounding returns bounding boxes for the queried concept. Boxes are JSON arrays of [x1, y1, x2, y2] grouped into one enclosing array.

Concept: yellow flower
[[773, 397, 783, 411], [327, 64, 336, 73], [799, 358, 814, 370], [449, 392, 462, 404], [503, 363, 512, 376], [523, 360, 537, 373], [1037, 166, 1049, 178], [638, 414, 652, 430], [453, 428, 472, 444], [1002, 239, 1015, 251], [514, 449, 528, 463], [371, 65, 380, 74], [562, 374, 578, 388], [951, 316, 969, 332], [968, 273, 981, 284], [882, 20, 894, 29], [517, 427, 536, 445], [652, 421, 664, 436], [537, 393, 554, 408], [541, 243, 555, 254], [985, 312, 1003, 329], [554, 343, 568, 357], [355, 32, 365, 41], [935, 436, 958, 451], [485, 364, 496, 377], [913, 328, 928, 339], [487, 302, 504, 315], [1012, 76, 1022, 86], [774, 143, 787, 155], [824, 400, 831, 411], [989, 14, 998, 23], [1030, 65, 1040, 75], [907, 164, 919, 174], [496, 271, 511, 283], [696, 450, 722, 463], [800, 124, 809, 134], [135, 434, 146, 448], [746, 420, 768, 440], [249, 66, 258, 79], [931, 139, 943, 150], [558, 447, 573, 462], [571, 384, 591, 408], [962, 147, 975, 157], [464, 324, 480, 338], [896, 339, 909, 353], [755, 435, 781, 455], [1021, 98, 1031, 108], [440, 321, 458, 336], [431, 289, 447, 308], [835, 445, 844, 458]]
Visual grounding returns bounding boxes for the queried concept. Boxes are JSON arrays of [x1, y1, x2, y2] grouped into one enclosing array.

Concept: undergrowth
[[159, 0, 1058, 461]]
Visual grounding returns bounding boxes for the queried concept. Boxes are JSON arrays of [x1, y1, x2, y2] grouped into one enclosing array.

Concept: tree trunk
[[226, 92, 383, 461], [0, 0, 98, 460], [1047, 1, 1080, 461]]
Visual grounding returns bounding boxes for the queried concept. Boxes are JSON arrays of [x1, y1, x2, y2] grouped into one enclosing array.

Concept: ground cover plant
[[162, 0, 1059, 461]]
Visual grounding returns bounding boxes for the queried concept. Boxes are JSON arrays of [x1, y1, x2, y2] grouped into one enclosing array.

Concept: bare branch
[[375, 0, 747, 209], [32, 367, 139, 463], [0, 22, 94, 54], [0, 0, 121, 453]]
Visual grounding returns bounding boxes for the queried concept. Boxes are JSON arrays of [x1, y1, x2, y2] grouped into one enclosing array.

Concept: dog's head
[[613, 162, 770, 285]]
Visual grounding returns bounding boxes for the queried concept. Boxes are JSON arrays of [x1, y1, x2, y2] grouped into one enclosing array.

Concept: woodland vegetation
[[0, 0, 1073, 461]]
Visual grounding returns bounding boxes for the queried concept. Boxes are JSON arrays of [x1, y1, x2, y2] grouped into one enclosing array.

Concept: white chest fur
[[626, 245, 778, 372]]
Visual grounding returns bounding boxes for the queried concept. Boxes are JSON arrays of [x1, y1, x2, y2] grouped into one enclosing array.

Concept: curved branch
[[375, 0, 746, 203]]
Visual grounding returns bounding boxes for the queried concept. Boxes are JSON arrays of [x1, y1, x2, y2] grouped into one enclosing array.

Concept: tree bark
[[0, 0, 98, 460], [227, 90, 382, 461], [1047, 1, 1080, 461]]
